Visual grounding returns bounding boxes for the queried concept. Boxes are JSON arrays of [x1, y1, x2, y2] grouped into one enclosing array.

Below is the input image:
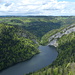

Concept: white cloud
[[21, 0, 56, 5], [0, 0, 75, 16]]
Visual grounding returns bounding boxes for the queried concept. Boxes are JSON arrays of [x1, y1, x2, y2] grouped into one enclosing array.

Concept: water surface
[[0, 45, 58, 75]]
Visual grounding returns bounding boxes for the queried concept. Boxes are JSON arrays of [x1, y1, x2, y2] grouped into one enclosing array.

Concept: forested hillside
[[27, 25, 75, 75], [0, 16, 75, 74], [0, 24, 39, 71], [1, 16, 75, 38]]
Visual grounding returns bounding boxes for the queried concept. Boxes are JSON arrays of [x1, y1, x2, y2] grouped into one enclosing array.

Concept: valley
[[0, 16, 75, 75]]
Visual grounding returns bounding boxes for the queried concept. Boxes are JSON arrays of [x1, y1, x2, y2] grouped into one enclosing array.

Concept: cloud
[[0, 0, 2, 3], [0, 0, 75, 16], [4, 3, 12, 7]]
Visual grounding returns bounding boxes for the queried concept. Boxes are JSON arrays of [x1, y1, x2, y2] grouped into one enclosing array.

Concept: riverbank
[[26, 25, 75, 75], [0, 45, 58, 75]]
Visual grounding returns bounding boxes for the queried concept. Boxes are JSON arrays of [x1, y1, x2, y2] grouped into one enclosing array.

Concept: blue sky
[[0, 0, 75, 16]]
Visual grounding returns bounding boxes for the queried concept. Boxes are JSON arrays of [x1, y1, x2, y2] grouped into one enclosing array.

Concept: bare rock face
[[48, 39, 58, 47], [48, 24, 75, 47]]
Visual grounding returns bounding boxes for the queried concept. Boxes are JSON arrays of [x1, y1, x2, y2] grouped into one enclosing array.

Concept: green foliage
[[54, 32, 75, 66], [24, 21, 61, 38], [1, 16, 75, 38], [27, 29, 75, 75], [0, 16, 75, 74], [10, 19, 24, 24], [0, 24, 39, 71], [26, 64, 75, 75], [41, 25, 68, 45]]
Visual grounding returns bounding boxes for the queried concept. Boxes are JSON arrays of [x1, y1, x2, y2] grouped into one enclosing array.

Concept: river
[[0, 45, 58, 75]]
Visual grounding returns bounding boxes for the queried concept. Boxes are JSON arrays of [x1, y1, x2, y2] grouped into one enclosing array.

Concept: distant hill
[[1, 16, 75, 39]]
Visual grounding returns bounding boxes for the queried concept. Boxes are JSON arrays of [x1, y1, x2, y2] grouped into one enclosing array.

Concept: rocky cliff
[[48, 24, 75, 47]]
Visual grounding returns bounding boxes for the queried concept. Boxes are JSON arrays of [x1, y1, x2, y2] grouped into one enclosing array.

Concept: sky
[[0, 0, 75, 16]]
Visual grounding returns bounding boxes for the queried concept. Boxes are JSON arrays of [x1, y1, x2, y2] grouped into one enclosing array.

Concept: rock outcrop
[[48, 24, 75, 47]]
